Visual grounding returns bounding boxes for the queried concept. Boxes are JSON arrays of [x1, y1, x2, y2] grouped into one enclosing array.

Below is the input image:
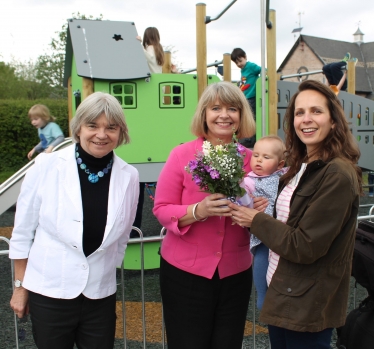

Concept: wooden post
[[82, 77, 94, 100], [223, 53, 231, 82], [163, 51, 172, 73], [347, 61, 356, 94], [67, 77, 72, 136], [267, 9, 277, 135], [196, 3, 207, 99]]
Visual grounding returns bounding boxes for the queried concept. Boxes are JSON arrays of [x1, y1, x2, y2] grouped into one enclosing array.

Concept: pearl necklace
[[75, 146, 113, 183]]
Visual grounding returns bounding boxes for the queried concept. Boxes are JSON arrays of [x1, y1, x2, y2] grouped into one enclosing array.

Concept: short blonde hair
[[256, 135, 286, 161], [70, 92, 130, 147], [28, 104, 55, 122], [190, 82, 255, 139]]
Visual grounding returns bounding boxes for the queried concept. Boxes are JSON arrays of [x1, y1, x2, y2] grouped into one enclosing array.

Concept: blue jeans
[[268, 325, 333, 349], [252, 243, 269, 310]]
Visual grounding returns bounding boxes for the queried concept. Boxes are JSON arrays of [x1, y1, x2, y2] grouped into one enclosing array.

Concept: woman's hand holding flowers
[[228, 202, 259, 227], [196, 193, 234, 219]]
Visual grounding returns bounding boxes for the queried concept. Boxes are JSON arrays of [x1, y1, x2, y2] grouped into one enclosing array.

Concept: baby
[[243, 135, 287, 310]]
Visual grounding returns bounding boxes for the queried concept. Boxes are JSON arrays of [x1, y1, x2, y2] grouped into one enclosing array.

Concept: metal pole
[[181, 60, 223, 74], [280, 70, 323, 80], [0, 237, 19, 349], [205, 0, 237, 24]]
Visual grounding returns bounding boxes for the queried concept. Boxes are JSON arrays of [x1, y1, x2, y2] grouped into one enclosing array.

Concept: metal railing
[[2, 205, 374, 348], [180, 60, 223, 74]]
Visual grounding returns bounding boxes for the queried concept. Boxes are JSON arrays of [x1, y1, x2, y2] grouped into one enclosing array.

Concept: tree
[[9, 58, 52, 99], [35, 13, 103, 99], [163, 45, 182, 70], [0, 61, 27, 99]]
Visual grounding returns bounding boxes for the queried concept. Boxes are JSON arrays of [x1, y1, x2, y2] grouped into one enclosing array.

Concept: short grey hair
[[70, 92, 130, 146]]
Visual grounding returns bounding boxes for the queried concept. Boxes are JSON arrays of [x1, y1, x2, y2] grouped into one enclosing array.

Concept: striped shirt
[[266, 163, 307, 286]]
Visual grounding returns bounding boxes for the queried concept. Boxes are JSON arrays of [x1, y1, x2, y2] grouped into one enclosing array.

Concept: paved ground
[[1, 188, 373, 348]]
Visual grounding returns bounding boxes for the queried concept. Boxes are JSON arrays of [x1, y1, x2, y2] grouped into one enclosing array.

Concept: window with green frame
[[111, 83, 137, 108], [159, 83, 184, 108]]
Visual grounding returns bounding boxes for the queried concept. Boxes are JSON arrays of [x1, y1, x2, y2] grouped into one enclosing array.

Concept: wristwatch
[[14, 280, 23, 288]]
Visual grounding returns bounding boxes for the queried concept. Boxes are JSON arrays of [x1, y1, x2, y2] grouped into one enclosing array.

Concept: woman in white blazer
[[9, 92, 139, 349]]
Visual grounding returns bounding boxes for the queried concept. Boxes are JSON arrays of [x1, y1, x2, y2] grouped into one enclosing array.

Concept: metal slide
[[0, 138, 73, 216]]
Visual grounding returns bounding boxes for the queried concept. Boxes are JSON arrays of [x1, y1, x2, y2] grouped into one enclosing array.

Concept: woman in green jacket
[[229, 80, 362, 349]]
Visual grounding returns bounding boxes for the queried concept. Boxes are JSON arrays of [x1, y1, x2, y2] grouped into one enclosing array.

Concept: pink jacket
[[153, 138, 253, 279]]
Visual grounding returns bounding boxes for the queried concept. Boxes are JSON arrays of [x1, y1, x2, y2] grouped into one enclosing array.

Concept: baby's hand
[[253, 196, 268, 212]]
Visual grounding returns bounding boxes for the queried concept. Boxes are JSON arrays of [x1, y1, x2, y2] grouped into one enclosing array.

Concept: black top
[[76, 143, 113, 256]]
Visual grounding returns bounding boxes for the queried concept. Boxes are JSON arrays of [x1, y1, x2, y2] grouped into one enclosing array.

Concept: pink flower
[[237, 143, 246, 154], [209, 170, 220, 179]]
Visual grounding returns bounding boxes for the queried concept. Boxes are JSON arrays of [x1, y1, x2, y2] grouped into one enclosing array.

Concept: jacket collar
[[56, 144, 130, 242]]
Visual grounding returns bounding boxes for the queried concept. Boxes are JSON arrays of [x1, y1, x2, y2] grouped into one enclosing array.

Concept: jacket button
[[215, 252, 222, 258], [82, 264, 88, 270], [171, 216, 178, 222], [287, 288, 292, 293], [218, 231, 224, 236]]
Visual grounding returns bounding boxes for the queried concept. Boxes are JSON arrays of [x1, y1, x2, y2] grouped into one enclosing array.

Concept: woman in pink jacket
[[153, 82, 256, 349]]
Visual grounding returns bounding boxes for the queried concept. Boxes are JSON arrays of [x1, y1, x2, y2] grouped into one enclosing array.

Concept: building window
[[160, 83, 184, 108], [111, 83, 136, 108]]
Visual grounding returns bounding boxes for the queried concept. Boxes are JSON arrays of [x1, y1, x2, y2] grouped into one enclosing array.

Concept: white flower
[[202, 141, 212, 156]]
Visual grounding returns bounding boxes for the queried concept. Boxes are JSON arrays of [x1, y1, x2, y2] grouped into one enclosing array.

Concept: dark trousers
[[322, 61, 347, 90], [268, 325, 333, 349], [160, 257, 252, 349], [28, 291, 116, 349]]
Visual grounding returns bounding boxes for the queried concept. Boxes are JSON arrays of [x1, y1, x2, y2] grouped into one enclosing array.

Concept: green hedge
[[0, 99, 69, 172]]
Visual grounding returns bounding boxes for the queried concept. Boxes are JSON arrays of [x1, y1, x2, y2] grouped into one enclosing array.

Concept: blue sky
[[1, 0, 373, 80]]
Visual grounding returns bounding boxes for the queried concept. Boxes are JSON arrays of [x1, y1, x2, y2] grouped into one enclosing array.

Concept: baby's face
[[250, 139, 283, 176]]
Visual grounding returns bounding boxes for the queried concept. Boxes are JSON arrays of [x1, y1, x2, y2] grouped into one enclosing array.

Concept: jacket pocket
[[267, 272, 321, 327], [270, 273, 315, 296], [173, 237, 198, 267]]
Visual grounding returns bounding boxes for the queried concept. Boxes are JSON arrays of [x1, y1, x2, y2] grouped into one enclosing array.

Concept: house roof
[[277, 34, 374, 94], [64, 19, 150, 87]]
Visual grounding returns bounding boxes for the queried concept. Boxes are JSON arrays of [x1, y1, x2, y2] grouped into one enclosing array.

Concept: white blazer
[[9, 144, 139, 299]]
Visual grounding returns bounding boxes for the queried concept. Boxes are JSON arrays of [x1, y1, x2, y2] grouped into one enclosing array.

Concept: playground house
[[63, 19, 220, 182], [278, 28, 374, 99]]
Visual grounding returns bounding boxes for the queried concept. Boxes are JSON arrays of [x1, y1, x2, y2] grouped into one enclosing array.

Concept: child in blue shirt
[[231, 48, 261, 148], [27, 104, 64, 160]]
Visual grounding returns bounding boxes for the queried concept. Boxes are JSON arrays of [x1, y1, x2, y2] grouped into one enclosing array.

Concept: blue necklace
[[75, 146, 113, 184]]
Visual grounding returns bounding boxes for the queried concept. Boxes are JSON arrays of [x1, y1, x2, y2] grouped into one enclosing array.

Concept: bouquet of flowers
[[185, 136, 247, 199]]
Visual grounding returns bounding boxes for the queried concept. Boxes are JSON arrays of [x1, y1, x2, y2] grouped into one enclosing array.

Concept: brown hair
[[28, 104, 55, 122], [281, 80, 362, 191], [190, 81, 255, 139], [143, 27, 164, 66]]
